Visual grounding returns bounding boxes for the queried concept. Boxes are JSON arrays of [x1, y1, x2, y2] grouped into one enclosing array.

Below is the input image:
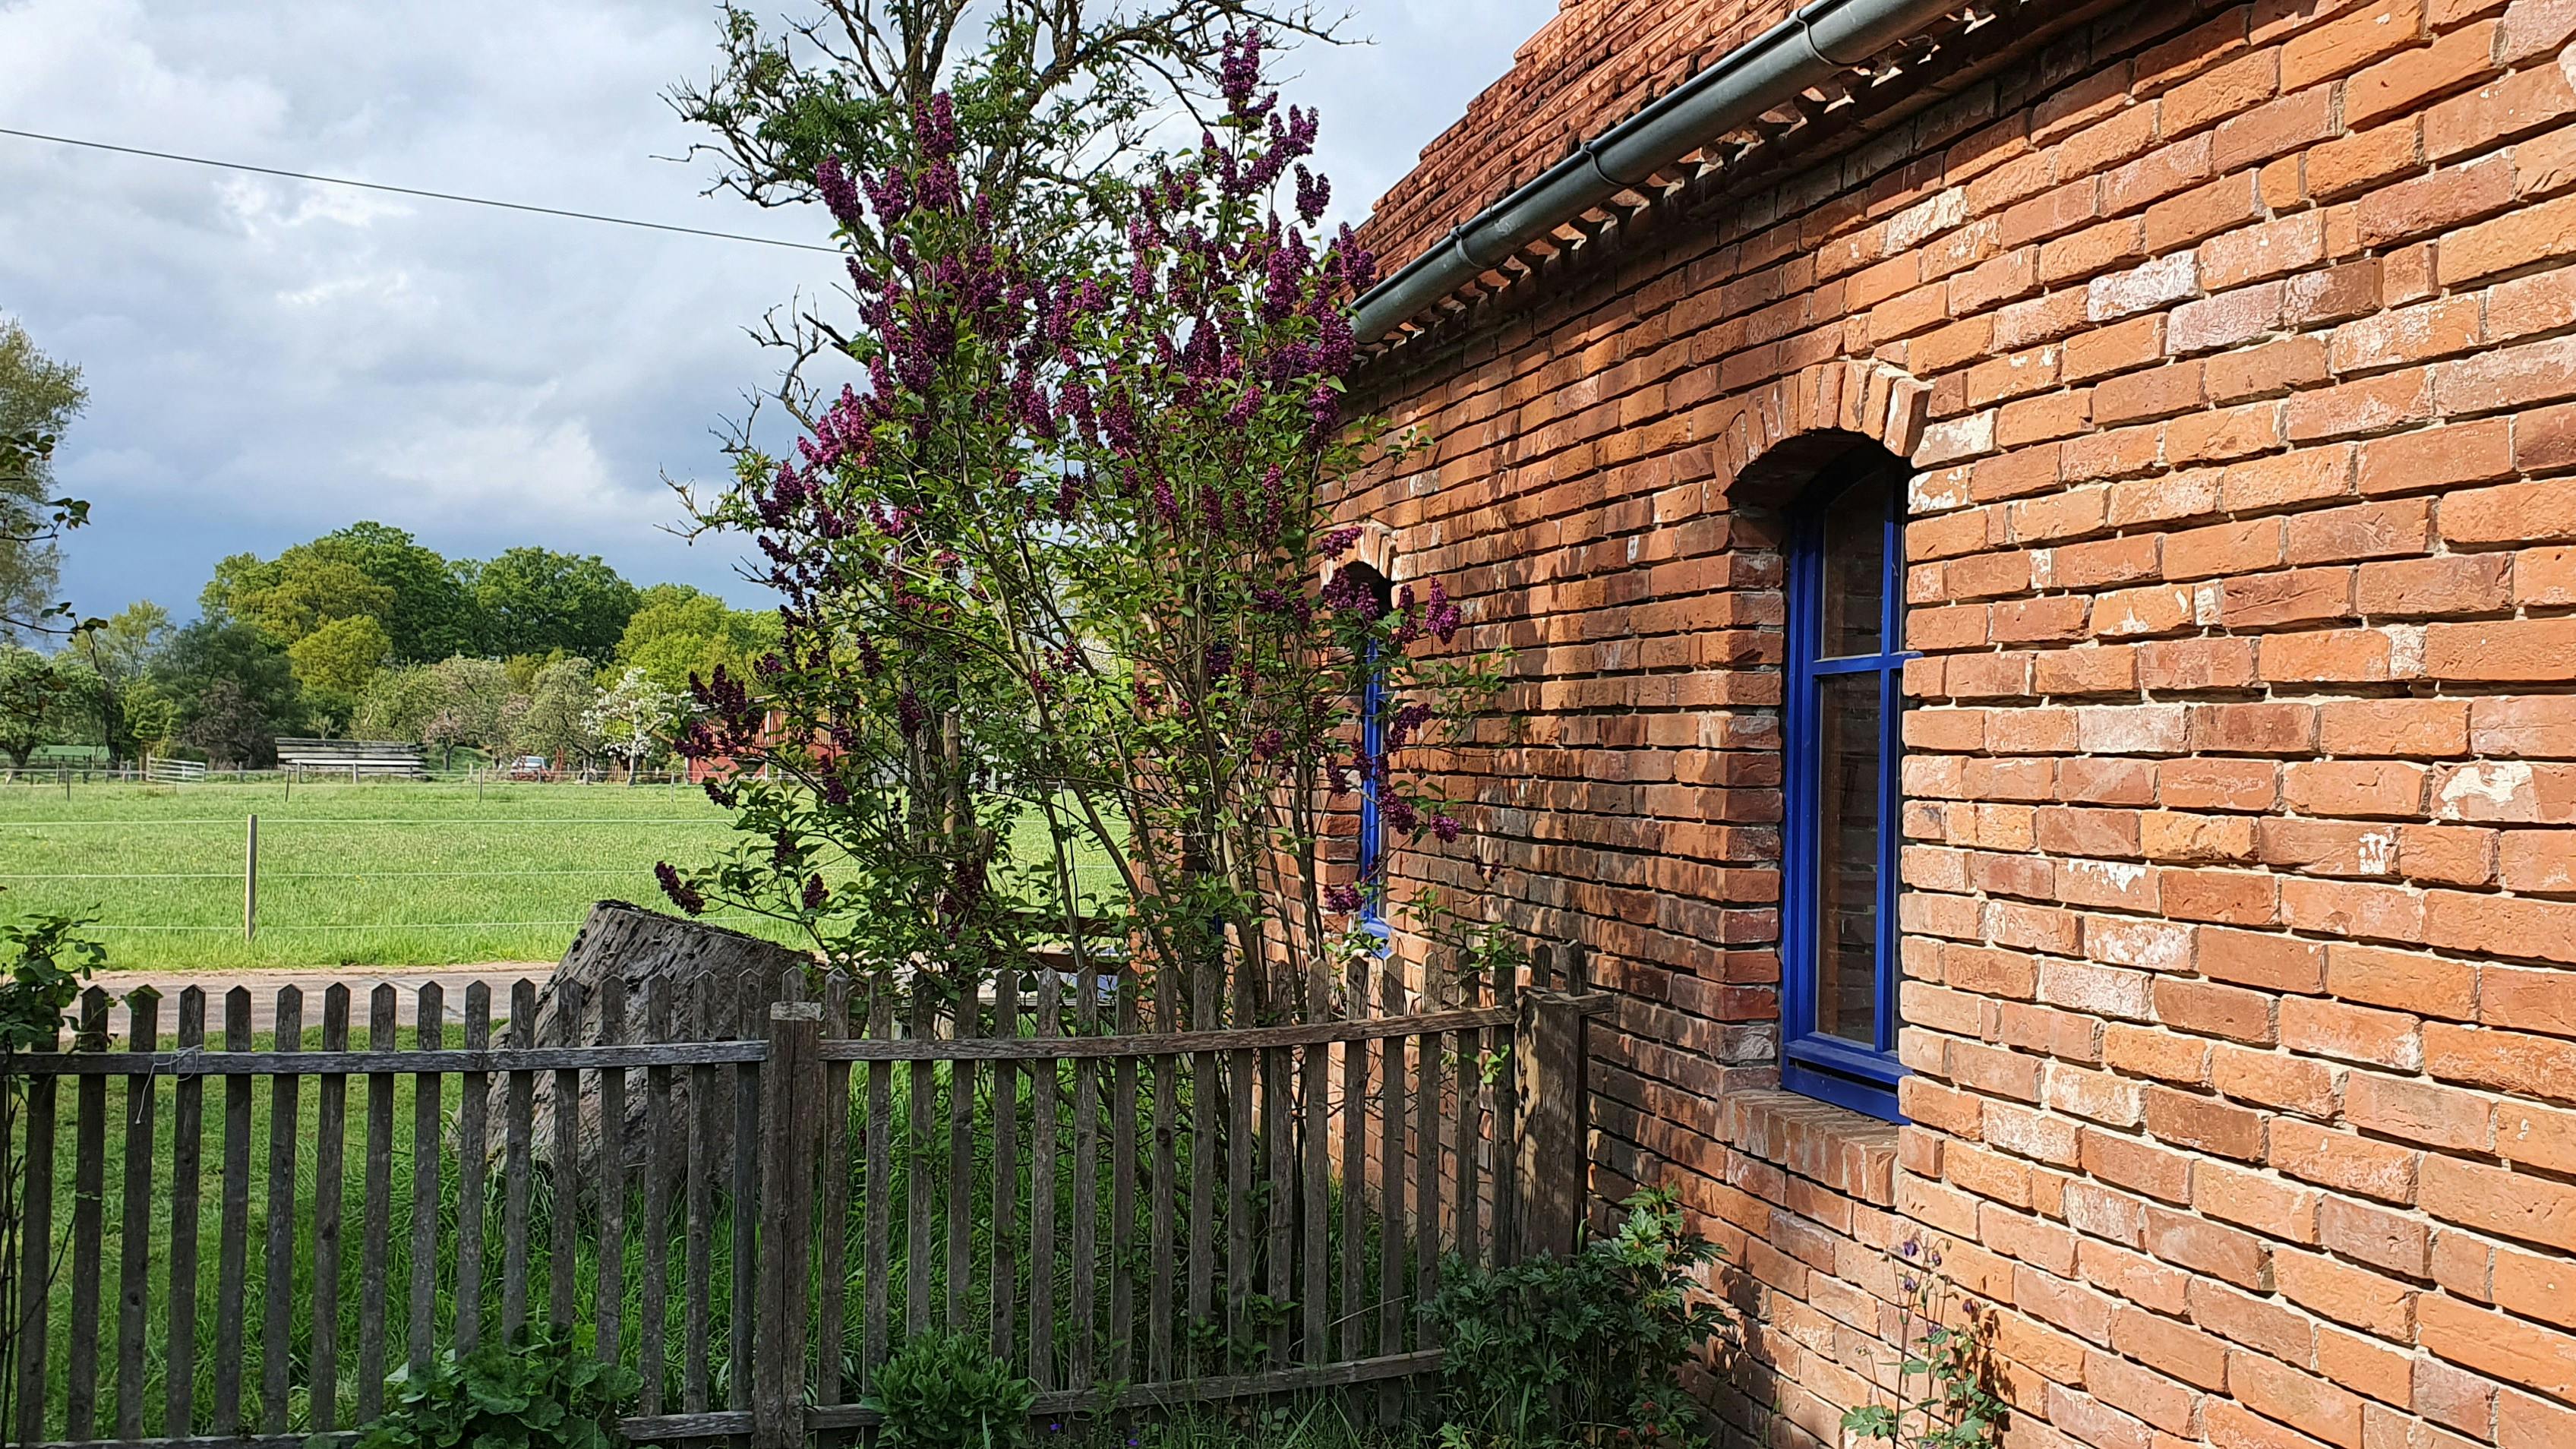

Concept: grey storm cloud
[[0, 0, 1551, 620]]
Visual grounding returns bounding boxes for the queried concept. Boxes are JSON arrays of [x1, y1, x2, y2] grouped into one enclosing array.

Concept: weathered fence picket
[[6, 947, 1586, 1449], [548, 977, 580, 1333], [639, 980, 675, 1417], [412, 983, 445, 1373], [112, 988, 157, 1442], [987, 967, 1019, 1368], [456, 984, 491, 1355], [162, 988, 201, 1439], [212, 990, 249, 1435], [260, 986, 300, 1432], [63, 990, 104, 1442], [312, 986, 349, 1432]]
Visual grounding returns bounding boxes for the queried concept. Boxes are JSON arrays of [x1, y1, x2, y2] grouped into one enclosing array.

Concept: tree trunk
[[474, 899, 813, 1188]]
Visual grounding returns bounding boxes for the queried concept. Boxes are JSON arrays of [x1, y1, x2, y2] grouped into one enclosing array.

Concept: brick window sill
[[1720, 1088, 1899, 1208]]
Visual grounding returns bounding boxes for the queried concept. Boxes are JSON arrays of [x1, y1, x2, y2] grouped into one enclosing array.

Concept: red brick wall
[[1345, 2, 2576, 1446]]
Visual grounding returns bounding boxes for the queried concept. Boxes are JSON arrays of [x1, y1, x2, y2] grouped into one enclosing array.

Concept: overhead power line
[[0, 125, 841, 254]]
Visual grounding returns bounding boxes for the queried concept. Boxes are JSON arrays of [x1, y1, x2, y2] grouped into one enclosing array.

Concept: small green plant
[[865, 1328, 1039, 1449], [0, 901, 99, 1441], [1427, 1185, 1733, 1448], [343, 1327, 639, 1449], [1840, 1240, 2005, 1449]]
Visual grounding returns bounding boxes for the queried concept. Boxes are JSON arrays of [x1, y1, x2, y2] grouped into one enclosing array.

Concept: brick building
[[1339, 0, 2576, 1445]]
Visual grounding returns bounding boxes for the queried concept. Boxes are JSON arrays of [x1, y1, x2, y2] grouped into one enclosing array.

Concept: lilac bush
[[673, 33, 1504, 1014]]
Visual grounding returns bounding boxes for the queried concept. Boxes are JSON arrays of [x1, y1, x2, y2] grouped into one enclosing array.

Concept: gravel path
[[75, 964, 554, 1040]]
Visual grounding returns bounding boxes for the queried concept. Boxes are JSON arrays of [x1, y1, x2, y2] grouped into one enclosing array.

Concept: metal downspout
[[1349, 0, 1967, 344]]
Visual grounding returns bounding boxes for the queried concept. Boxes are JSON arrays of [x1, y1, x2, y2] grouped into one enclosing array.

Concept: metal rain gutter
[[1349, 0, 1969, 346]]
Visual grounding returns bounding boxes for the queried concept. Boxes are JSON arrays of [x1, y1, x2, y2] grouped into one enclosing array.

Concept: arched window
[[1782, 446, 1911, 1120]]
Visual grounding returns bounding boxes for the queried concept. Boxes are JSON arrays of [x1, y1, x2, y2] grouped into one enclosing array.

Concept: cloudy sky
[[0, 0, 1552, 621]]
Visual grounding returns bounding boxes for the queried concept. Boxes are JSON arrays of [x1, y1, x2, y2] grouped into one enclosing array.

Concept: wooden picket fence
[[3, 945, 1603, 1449]]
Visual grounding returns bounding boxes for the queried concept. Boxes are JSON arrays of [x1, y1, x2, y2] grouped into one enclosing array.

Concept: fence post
[[1515, 949, 1605, 1261], [244, 814, 259, 942], [753, 1001, 823, 1449]]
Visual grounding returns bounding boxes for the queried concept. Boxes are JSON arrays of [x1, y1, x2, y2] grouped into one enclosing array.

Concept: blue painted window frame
[[1358, 647, 1392, 949], [1347, 564, 1396, 952], [1780, 452, 1911, 1121]]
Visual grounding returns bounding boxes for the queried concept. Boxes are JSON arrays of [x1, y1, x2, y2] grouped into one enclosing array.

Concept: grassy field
[[0, 779, 1117, 972]]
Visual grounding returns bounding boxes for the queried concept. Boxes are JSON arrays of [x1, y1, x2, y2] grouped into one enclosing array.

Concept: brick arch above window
[[1713, 358, 1933, 510], [1327, 519, 1404, 586]]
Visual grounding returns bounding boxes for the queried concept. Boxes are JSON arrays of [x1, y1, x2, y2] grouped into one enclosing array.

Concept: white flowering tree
[[584, 665, 687, 784]]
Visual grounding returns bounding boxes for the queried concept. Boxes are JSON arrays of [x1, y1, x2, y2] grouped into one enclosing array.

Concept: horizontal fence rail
[[3, 945, 1599, 1449]]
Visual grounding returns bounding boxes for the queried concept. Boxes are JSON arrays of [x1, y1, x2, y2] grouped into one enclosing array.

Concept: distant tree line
[[0, 522, 777, 774]]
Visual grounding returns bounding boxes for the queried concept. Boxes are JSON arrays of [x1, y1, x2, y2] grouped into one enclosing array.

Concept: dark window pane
[[1820, 478, 1886, 658], [1814, 673, 1883, 1046]]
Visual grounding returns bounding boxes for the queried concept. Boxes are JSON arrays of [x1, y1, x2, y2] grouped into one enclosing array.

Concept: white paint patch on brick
[[1886, 187, 1968, 252], [2088, 917, 2195, 971], [2077, 704, 2188, 754], [1917, 410, 1997, 467], [1911, 465, 1972, 512], [2087, 252, 2200, 321], [2029, 548, 2057, 589], [2358, 831, 2396, 875], [2436, 761, 2535, 820], [2389, 624, 2426, 679], [2193, 583, 2224, 625], [1983, 1103, 2080, 1160], [2040, 960, 2153, 1021], [2070, 858, 2151, 890], [2064, 1175, 2148, 1236], [2101, 589, 2192, 636]]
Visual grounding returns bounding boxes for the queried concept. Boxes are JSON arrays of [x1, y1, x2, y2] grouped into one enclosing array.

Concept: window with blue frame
[[1781, 447, 1911, 1121], [1345, 564, 1396, 949]]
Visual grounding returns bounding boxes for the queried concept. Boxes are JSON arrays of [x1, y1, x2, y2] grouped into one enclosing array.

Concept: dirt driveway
[[75, 964, 553, 1040]]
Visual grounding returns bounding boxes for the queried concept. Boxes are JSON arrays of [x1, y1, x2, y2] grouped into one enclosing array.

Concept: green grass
[[0, 780, 1117, 972], [11, 1031, 1420, 1441]]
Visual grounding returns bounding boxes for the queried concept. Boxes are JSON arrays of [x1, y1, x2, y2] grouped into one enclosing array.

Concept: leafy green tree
[[79, 601, 169, 680], [153, 619, 304, 745], [614, 584, 778, 693], [204, 552, 394, 648], [200, 525, 473, 662], [287, 613, 393, 723], [425, 655, 514, 765], [177, 679, 279, 769], [0, 318, 90, 638], [196, 553, 266, 623], [512, 655, 601, 769], [354, 655, 515, 767], [306, 522, 478, 661], [353, 663, 442, 743], [0, 647, 68, 771], [128, 690, 175, 764], [499, 652, 552, 694], [58, 601, 170, 765], [470, 549, 639, 659]]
